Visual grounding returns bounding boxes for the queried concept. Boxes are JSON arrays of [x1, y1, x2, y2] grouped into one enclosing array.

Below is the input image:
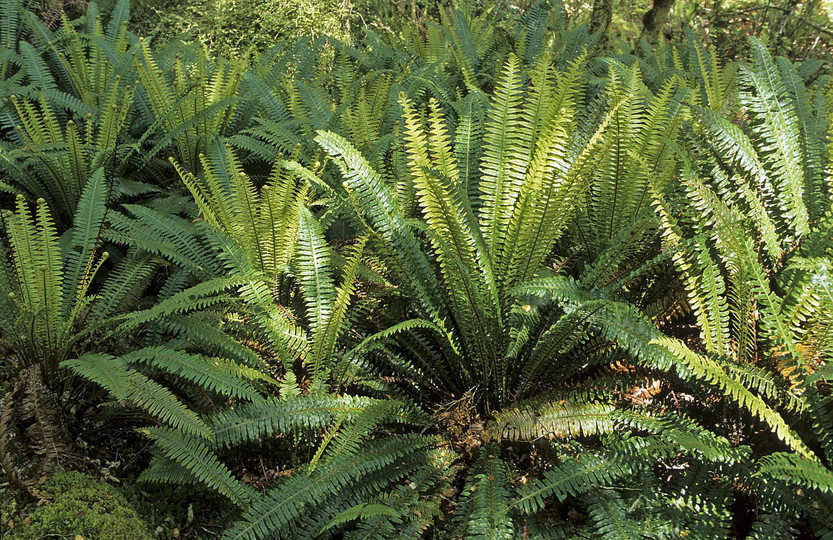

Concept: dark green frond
[[452, 446, 515, 539], [122, 346, 264, 402], [62, 353, 213, 440], [139, 426, 256, 508], [208, 394, 429, 449], [222, 434, 438, 540], [582, 489, 643, 540]]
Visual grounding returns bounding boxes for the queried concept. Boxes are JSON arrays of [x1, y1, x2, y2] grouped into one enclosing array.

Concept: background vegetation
[[1, 0, 832, 538]]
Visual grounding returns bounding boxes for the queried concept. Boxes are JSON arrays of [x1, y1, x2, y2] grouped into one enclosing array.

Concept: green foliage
[[2, 2, 833, 538], [0, 2, 138, 225], [451, 447, 516, 539], [134, 41, 244, 174], [0, 172, 137, 381], [131, 0, 352, 57]]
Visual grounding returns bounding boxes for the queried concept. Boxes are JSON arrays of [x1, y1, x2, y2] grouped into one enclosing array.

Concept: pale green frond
[[478, 53, 525, 259], [651, 336, 814, 459], [313, 130, 447, 321], [5, 195, 44, 309], [64, 168, 109, 312], [297, 205, 336, 375], [740, 37, 809, 240], [501, 55, 587, 287], [756, 452, 833, 494], [311, 237, 367, 376], [401, 96, 497, 367]]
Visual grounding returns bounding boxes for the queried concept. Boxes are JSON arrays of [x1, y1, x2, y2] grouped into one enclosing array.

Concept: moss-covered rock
[[3, 471, 152, 540]]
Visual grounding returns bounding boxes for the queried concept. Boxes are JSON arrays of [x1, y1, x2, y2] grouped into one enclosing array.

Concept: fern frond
[[651, 336, 813, 459], [512, 436, 672, 514], [478, 53, 525, 259], [89, 255, 159, 320], [690, 105, 781, 258], [322, 503, 400, 535], [502, 55, 594, 287], [452, 92, 487, 199], [344, 447, 453, 538], [685, 30, 732, 111], [122, 346, 264, 402], [139, 455, 199, 486], [105, 0, 130, 42], [748, 513, 802, 540], [18, 41, 57, 92], [157, 314, 262, 366], [776, 56, 827, 224], [313, 130, 446, 320], [515, 275, 813, 457], [297, 205, 336, 375], [108, 204, 221, 279], [208, 394, 429, 449], [139, 426, 256, 508], [111, 276, 241, 337], [756, 452, 833, 494], [582, 489, 643, 540], [489, 395, 616, 442], [5, 195, 47, 310], [311, 237, 366, 377], [452, 446, 515, 539], [62, 353, 213, 440], [739, 37, 809, 240], [0, 0, 23, 52], [401, 95, 497, 369], [33, 197, 62, 332], [223, 434, 437, 540]]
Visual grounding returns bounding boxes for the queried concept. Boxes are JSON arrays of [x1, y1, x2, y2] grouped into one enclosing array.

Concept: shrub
[[131, 0, 352, 56]]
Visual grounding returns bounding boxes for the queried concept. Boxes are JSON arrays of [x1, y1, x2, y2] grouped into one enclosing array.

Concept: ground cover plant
[[1, 0, 833, 537]]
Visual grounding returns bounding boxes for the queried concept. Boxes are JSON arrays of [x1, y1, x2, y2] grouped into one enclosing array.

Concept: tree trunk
[[773, 0, 801, 51], [640, 0, 675, 43], [590, 0, 613, 45]]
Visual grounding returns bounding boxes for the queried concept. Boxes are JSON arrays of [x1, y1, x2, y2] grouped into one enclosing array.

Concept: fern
[[582, 489, 644, 540], [739, 38, 810, 241], [223, 434, 440, 539], [122, 346, 267, 402], [489, 393, 617, 442], [139, 426, 256, 508], [62, 353, 213, 440], [208, 394, 428, 449], [452, 447, 515, 539]]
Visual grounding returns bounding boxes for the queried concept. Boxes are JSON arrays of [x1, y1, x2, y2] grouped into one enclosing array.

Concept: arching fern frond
[[223, 434, 440, 540], [139, 426, 256, 508], [488, 392, 616, 442], [208, 394, 429, 450], [62, 353, 213, 440], [122, 346, 265, 402]]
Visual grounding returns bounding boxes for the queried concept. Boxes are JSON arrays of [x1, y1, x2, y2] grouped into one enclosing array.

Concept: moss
[[4, 471, 152, 540]]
